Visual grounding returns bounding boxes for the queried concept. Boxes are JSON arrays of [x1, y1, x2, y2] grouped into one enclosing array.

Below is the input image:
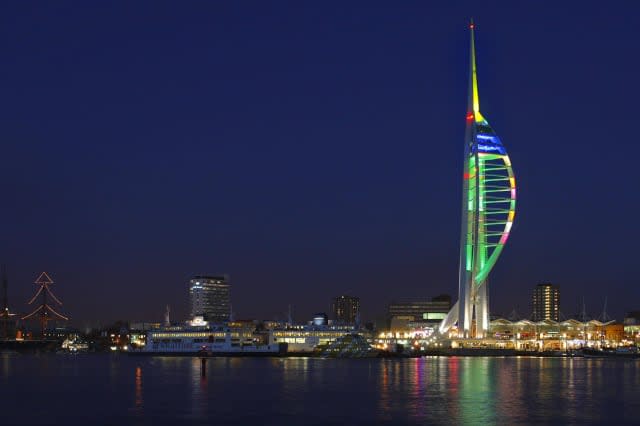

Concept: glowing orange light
[[466, 113, 474, 121]]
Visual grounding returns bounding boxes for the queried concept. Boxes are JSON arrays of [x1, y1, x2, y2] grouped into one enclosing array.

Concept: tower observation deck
[[439, 22, 516, 338]]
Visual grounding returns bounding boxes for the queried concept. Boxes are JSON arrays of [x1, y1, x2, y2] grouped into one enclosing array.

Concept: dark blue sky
[[1, 2, 639, 327]]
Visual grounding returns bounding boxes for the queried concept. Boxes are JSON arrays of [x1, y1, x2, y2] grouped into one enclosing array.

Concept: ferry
[[133, 316, 367, 356], [136, 317, 285, 356]]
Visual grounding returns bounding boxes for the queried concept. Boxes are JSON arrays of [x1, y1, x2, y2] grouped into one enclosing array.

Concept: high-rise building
[[532, 283, 560, 321], [332, 295, 360, 324], [440, 21, 517, 338], [189, 275, 230, 323]]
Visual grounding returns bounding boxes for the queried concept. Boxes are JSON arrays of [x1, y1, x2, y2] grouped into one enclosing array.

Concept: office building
[[388, 295, 452, 330], [189, 275, 230, 323], [332, 295, 360, 324], [388, 296, 451, 320], [532, 283, 560, 321]]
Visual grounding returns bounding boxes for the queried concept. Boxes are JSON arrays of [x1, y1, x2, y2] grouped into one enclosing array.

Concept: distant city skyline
[[1, 3, 639, 323]]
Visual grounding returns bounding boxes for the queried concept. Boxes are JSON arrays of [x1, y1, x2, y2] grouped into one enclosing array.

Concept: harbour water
[[1, 354, 638, 425]]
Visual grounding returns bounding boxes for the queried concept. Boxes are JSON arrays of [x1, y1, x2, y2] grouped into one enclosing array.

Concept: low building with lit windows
[[454, 318, 623, 350], [624, 311, 640, 342], [375, 318, 629, 353], [270, 322, 369, 352]]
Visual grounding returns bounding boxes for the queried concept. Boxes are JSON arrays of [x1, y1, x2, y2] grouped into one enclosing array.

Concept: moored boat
[[583, 347, 640, 359]]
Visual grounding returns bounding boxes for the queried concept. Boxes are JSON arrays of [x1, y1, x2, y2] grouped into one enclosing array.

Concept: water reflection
[[134, 366, 143, 409], [279, 357, 311, 418], [410, 358, 424, 419], [374, 357, 640, 425], [0, 355, 638, 425], [458, 358, 496, 424], [190, 357, 208, 420], [1, 352, 11, 380], [378, 360, 391, 421]]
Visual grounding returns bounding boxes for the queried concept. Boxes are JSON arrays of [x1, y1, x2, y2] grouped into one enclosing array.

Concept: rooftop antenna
[[164, 305, 171, 327], [600, 297, 611, 322], [580, 297, 588, 322], [287, 304, 293, 325], [508, 306, 519, 321], [229, 303, 235, 322]]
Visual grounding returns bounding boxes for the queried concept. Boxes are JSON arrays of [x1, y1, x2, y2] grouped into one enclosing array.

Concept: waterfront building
[[387, 296, 451, 336], [189, 275, 230, 323], [532, 283, 560, 321], [388, 297, 451, 319], [440, 22, 517, 338], [484, 318, 621, 350], [271, 322, 369, 352], [332, 295, 360, 324], [129, 322, 162, 348], [624, 311, 640, 342], [377, 318, 622, 353], [605, 323, 625, 342]]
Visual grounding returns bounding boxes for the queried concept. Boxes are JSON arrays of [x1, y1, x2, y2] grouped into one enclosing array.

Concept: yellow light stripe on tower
[[470, 21, 483, 122]]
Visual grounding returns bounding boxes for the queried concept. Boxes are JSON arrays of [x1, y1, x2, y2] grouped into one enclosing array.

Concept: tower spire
[[468, 19, 483, 122]]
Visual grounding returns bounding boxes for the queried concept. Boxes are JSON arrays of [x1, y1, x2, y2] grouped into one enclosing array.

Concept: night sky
[[1, 2, 639, 327]]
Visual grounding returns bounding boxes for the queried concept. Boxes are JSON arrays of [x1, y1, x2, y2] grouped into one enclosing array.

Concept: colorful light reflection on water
[[0, 354, 639, 425]]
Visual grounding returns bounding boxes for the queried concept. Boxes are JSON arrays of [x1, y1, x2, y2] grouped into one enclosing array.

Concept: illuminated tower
[[440, 22, 516, 338]]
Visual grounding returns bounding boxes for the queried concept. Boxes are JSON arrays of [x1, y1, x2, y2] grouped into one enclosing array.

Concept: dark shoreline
[[123, 349, 635, 359], [4, 344, 639, 359]]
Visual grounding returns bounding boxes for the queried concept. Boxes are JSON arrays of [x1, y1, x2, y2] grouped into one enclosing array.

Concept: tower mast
[[1, 265, 7, 313], [440, 21, 517, 339], [22, 272, 69, 337]]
